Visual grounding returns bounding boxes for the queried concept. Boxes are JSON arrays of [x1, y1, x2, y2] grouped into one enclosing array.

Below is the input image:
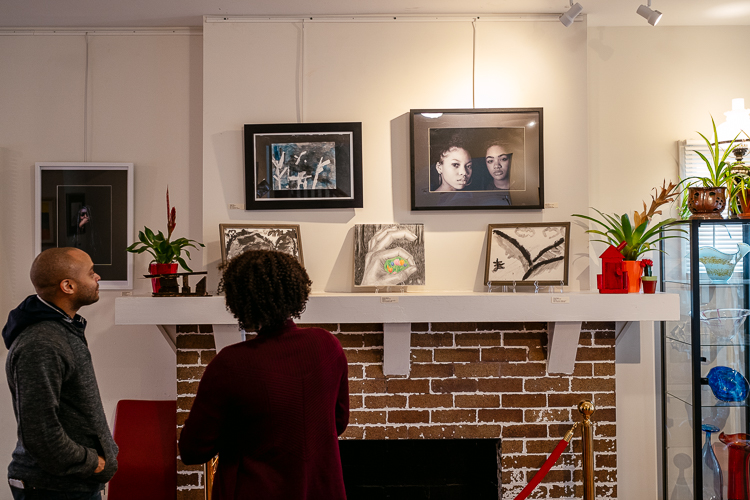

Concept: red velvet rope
[[512, 432, 575, 500]]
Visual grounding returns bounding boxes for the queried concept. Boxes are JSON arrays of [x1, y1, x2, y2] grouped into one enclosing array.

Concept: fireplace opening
[[338, 439, 501, 499]]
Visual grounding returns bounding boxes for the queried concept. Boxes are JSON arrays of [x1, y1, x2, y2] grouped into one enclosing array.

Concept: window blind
[[679, 140, 744, 277]]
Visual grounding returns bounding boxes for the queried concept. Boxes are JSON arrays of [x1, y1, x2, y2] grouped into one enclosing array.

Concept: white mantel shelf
[[115, 292, 679, 375]]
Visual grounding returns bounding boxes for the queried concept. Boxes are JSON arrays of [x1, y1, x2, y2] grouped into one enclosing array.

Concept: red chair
[[108, 400, 177, 500]]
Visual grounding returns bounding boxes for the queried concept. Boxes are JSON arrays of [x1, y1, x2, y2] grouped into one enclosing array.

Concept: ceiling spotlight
[[559, 1, 583, 27], [637, 0, 662, 26]]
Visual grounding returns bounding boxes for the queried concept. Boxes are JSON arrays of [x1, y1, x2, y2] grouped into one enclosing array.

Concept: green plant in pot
[[641, 259, 658, 293], [681, 116, 742, 219], [573, 180, 685, 292], [126, 187, 204, 292]]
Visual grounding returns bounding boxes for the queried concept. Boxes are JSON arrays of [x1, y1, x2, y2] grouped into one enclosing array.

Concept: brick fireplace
[[173, 321, 617, 500]]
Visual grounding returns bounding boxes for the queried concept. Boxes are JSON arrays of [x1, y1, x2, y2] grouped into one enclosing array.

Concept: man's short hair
[[30, 248, 80, 299], [219, 250, 311, 333]]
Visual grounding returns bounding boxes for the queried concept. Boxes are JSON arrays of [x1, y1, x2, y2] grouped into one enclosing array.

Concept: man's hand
[[95, 456, 105, 473]]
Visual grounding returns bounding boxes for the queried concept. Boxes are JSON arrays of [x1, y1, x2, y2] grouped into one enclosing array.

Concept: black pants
[[10, 486, 101, 500]]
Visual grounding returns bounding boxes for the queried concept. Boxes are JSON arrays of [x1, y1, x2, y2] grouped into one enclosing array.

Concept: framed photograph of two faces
[[410, 108, 544, 210], [244, 122, 363, 210]]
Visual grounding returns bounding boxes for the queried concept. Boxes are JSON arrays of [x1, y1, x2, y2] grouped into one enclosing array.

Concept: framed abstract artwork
[[353, 224, 425, 287], [244, 122, 363, 210], [219, 224, 304, 266], [410, 108, 544, 210], [35, 162, 134, 290], [484, 222, 570, 286]]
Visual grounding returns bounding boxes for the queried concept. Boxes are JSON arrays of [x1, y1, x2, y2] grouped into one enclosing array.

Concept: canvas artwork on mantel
[[353, 224, 425, 287], [484, 222, 570, 286]]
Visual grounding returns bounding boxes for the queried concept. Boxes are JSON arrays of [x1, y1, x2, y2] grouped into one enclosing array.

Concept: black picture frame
[[35, 162, 134, 290], [244, 122, 363, 210], [410, 108, 544, 210]]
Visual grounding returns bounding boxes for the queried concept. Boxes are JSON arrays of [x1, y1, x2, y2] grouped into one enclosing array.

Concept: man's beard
[[74, 287, 100, 309]]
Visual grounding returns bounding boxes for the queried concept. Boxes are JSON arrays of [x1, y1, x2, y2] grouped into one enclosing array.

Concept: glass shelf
[[664, 278, 750, 286], [668, 387, 749, 408]]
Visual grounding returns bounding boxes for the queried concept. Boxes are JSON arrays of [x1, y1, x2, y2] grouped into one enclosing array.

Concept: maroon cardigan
[[178, 320, 349, 499]]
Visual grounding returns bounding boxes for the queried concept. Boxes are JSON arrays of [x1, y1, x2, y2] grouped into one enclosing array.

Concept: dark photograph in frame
[[410, 108, 544, 210], [484, 222, 570, 286], [35, 162, 134, 290], [244, 122, 363, 210], [219, 224, 304, 266]]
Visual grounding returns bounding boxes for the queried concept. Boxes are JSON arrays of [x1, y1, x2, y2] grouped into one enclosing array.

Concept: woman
[[483, 142, 513, 190], [178, 250, 349, 500], [432, 136, 473, 192]]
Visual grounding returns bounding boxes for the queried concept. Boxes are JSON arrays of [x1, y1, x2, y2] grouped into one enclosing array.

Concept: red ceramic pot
[[642, 278, 657, 294], [622, 261, 642, 293], [688, 186, 726, 219], [149, 263, 178, 294]]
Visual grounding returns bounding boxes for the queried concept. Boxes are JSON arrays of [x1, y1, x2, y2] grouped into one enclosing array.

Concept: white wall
[[589, 25, 750, 500], [0, 31, 202, 500], [202, 17, 591, 293]]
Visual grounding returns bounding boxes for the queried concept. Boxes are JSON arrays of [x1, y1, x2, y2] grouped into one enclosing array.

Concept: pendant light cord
[[84, 32, 89, 161], [298, 19, 305, 123], [472, 18, 477, 108]]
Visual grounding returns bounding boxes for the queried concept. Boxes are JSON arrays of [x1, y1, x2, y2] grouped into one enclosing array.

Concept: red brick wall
[[327, 321, 617, 500], [174, 321, 617, 500], [175, 325, 216, 500]]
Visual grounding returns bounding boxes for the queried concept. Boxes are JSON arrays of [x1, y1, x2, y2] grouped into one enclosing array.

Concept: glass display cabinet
[[662, 219, 750, 500]]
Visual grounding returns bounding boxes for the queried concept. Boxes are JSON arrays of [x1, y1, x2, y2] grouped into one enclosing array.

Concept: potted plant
[[682, 116, 742, 219], [126, 187, 204, 292], [641, 259, 657, 294], [573, 180, 685, 293]]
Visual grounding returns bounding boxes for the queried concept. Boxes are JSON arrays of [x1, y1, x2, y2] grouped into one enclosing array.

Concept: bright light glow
[[421, 113, 443, 119], [707, 2, 750, 19], [717, 98, 750, 142], [528, 121, 536, 127]]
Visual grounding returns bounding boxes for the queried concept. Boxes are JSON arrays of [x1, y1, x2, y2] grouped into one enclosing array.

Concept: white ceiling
[[1, 0, 750, 28]]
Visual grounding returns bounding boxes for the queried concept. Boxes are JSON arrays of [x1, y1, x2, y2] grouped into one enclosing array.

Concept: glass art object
[[719, 432, 750, 500], [700, 309, 750, 343], [707, 367, 750, 402], [702, 424, 724, 500], [699, 244, 750, 283]]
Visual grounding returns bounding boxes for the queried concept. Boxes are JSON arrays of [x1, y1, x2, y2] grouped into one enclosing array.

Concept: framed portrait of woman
[[410, 108, 544, 211]]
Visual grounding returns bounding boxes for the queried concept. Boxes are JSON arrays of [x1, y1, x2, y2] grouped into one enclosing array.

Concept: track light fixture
[[559, 0, 583, 27], [636, 0, 662, 26]]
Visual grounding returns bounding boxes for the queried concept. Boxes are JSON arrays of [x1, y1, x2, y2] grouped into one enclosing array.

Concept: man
[[3, 248, 118, 499]]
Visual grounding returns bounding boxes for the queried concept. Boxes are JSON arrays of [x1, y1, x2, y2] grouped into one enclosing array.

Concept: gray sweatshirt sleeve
[[10, 339, 100, 477]]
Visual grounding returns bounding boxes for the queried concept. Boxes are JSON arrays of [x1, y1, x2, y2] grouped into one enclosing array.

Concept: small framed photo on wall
[[244, 122, 363, 210], [35, 162, 134, 290], [410, 108, 544, 210], [219, 224, 304, 266], [484, 222, 570, 286]]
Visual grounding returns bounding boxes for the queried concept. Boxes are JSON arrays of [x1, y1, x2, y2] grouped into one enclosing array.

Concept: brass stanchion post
[[578, 400, 595, 500]]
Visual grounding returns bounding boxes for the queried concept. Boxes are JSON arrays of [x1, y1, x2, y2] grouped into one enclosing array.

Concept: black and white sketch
[[220, 224, 303, 266], [353, 224, 425, 287], [484, 222, 570, 286]]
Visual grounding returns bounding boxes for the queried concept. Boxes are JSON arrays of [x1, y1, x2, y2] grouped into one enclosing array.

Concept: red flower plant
[[167, 187, 176, 239], [641, 258, 654, 276]]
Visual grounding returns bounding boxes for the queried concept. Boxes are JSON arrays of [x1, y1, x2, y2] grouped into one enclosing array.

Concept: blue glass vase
[[707, 366, 750, 402], [703, 424, 724, 500]]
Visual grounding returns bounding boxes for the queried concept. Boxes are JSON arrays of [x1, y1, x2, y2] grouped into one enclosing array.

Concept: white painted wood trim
[[547, 321, 583, 374]]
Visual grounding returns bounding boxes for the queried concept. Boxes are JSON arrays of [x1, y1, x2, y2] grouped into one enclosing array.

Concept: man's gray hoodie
[[3, 295, 118, 491]]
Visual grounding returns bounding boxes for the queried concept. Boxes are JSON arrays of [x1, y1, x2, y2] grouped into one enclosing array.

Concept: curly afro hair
[[218, 249, 312, 333]]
